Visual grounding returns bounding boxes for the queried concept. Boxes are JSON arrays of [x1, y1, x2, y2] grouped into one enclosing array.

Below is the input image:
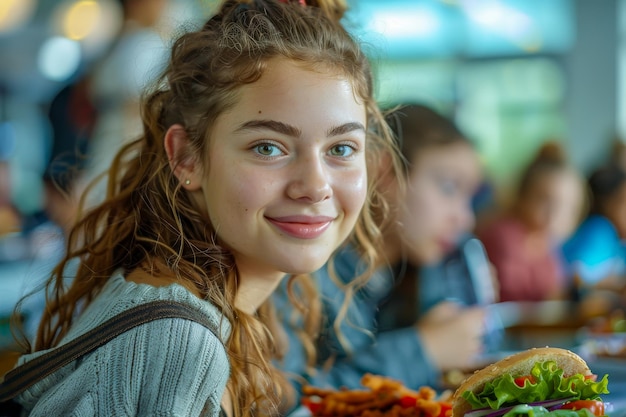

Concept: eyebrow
[[327, 122, 366, 137], [234, 120, 366, 138]]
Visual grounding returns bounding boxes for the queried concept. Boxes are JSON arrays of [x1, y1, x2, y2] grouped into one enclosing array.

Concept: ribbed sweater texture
[[14, 272, 231, 416]]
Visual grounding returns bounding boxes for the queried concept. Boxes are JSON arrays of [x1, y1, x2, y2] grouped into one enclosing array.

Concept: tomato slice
[[437, 402, 452, 417], [560, 400, 605, 417], [584, 374, 598, 382], [399, 396, 417, 408], [301, 398, 322, 415], [514, 375, 536, 387]]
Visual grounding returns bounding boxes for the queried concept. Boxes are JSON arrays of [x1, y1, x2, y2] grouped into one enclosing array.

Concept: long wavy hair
[[23, 0, 402, 416]]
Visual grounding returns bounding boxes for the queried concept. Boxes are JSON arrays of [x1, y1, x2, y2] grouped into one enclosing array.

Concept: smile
[[266, 215, 334, 239]]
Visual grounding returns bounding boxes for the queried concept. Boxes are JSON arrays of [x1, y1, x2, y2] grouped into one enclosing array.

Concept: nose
[[287, 154, 333, 203]]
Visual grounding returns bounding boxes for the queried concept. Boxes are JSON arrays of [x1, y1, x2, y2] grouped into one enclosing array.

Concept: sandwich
[[452, 347, 609, 417]]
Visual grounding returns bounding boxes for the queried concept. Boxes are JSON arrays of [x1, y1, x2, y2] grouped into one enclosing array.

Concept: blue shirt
[[274, 243, 479, 401], [562, 214, 626, 285]]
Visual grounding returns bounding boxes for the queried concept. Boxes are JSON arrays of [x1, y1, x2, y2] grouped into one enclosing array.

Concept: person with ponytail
[[477, 141, 585, 302], [6, 1, 402, 416]]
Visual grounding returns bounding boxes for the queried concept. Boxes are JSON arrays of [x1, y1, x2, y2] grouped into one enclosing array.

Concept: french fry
[[301, 374, 452, 417]]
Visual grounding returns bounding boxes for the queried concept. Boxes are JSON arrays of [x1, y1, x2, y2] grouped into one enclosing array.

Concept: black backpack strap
[[0, 300, 223, 402]]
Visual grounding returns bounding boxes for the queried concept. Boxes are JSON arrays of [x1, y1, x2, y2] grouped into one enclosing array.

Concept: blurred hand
[[417, 302, 486, 371]]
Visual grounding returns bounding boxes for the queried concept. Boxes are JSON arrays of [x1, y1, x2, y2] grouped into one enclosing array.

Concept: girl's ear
[[164, 124, 202, 191]]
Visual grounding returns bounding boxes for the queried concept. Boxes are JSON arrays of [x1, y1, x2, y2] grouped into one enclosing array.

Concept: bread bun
[[452, 347, 591, 417]]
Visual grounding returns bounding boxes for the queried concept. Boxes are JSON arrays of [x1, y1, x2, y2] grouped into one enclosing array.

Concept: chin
[[279, 257, 328, 276]]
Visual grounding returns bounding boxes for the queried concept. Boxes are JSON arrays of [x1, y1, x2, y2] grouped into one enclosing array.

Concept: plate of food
[[579, 310, 626, 359]]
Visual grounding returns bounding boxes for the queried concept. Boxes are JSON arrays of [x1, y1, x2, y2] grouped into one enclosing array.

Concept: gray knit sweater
[[15, 271, 231, 416]]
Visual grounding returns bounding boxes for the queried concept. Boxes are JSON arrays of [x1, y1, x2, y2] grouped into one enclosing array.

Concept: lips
[[266, 215, 335, 239]]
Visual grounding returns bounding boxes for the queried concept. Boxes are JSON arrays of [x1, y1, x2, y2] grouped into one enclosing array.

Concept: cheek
[[408, 180, 446, 216], [337, 168, 368, 216], [401, 186, 438, 236], [553, 193, 580, 228], [205, 165, 269, 225]]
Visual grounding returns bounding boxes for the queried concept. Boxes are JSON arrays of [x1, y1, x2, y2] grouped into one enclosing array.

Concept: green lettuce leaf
[[462, 361, 609, 409]]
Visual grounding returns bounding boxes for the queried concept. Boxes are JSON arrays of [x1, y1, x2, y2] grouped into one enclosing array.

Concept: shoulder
[[563, 215, 622, 263], [565, 215, 619, 249], [90, 306, 229, 414], [105, 315, 229, 376], [75, 277, 232, 377], [16, 305, 229, 415], [72, 272, 231, 340]]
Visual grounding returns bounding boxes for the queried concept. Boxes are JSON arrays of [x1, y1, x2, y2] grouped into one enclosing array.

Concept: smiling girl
[[4, 1, 402, 416]]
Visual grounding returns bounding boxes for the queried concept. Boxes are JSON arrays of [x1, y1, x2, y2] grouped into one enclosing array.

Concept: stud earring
[[184, 179, 191, 185]]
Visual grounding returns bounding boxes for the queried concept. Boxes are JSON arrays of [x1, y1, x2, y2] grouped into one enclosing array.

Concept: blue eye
[[254, 143, 283, 157], [329, 144, 356, 157]]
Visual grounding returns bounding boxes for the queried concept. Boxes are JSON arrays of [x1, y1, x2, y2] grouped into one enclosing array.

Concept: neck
[[126, 260, 202, 298], [234, 269, 286, 315]]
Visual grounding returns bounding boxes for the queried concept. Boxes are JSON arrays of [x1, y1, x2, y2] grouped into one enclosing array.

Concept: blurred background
[[346, 0, 618, 186], [0, 0, 622, 343]]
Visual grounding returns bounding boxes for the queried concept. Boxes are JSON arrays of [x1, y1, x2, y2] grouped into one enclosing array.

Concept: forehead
[[209, 58, 366, 137], [532, 169, 576, 190], [249, 58, 360, 106]]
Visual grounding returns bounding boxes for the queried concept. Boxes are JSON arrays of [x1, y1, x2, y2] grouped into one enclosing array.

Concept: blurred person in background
[[84, 0, 170, 186], [562, 164, 626, 317], [276, 103, 491, 400], [43, 76, 96, 235], [478, 142, 585, 302], [44, 0, 171, 232]]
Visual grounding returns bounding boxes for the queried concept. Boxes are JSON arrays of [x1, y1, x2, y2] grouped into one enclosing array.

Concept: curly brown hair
[[26, 1, 403, 416]]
